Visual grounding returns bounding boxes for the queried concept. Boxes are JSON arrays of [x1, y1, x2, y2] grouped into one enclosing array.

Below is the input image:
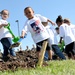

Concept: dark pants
[[1, 38, 16, 56], [65, 42, 75, 58], [36, 39, 51, 51], [52, 45, 66, 59]]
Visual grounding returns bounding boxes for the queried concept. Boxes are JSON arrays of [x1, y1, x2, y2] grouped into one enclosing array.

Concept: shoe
[[9, 42, 21, 49], [2, 56, 10, 62], [48, 58, 52, 61]]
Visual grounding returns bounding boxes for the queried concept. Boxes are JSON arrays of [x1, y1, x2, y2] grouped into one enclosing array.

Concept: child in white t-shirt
[[56, 15, 75, 59], [20, 7, 55, 60], [43, 23, 66, 60], [0, 9, 16, 58], [55, 27, 65, 52], [64, 18, 75, 38]]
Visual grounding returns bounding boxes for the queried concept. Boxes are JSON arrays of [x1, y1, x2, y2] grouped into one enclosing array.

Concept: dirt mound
[[0, 50, 39, 71], [0, 50, 48, 71]]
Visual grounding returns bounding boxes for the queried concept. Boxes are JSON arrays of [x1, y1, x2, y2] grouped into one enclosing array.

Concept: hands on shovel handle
[[4, 23, 27, 48], [4, 23, 20, 43]]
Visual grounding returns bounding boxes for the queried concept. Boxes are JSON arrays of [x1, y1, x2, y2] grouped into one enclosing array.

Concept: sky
[[0, 0, 75, 52]]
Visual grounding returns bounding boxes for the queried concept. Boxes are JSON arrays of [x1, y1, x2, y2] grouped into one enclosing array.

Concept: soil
[[0, 49, 48, 71]]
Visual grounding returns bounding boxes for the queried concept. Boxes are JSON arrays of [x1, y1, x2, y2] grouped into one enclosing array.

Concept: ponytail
[[56, 15, 64, 24]]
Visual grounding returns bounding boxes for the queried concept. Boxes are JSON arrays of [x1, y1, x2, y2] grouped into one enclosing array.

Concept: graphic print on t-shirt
[[30, 20, 43, 33]]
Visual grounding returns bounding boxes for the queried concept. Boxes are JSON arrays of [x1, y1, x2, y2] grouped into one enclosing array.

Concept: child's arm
[[20, 31, 26, 38], [0, 24, 8, 28], [47, 19, 55, 25], [42, 22, 48, 26], [42, 19, 55, 27]]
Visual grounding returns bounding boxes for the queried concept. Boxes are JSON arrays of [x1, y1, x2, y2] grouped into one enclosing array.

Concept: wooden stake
[[37, 40, 48, 67]]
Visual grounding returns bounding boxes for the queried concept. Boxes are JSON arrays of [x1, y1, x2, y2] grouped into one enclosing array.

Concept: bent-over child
[[56, 15, 75, 59], [42, 22, 66, 60]]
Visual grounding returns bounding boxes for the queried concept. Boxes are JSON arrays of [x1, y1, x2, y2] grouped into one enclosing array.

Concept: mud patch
[[0, 50, 48, 71]]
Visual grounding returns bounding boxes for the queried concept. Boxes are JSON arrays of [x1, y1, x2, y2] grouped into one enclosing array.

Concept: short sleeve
[[35, 14, 48, 22], [22, 21, 29, 33], [0, 19, 8, 25]]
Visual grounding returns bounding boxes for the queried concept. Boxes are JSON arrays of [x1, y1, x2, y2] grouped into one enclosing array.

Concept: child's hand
[[0, 23, 8, 28], [12, 35, 14, 38], [47, 19, 55, 25], [20, 31, 26, 38], [3, 24, 8, 26], [51, 22, 55, 25], [58, 42, 61, 44], [20, 35, 24, 38]]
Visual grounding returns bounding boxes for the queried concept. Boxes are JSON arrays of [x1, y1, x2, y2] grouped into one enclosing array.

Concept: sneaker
[[9, 42, 21, 49], [2, 56, 10, 62], [48, 58, 52, 61]]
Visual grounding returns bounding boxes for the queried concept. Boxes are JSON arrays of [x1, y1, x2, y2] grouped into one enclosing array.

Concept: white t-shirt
[[22, 14, 50, 43], [0, 19, 12, 40], [70, 24, 75, 37], [45, 25, 58, 45], [59, 23, 75, 45]]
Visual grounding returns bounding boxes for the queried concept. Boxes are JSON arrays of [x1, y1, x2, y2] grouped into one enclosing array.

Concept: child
[[56, 15, 75, 59], [64, 18, 75, 38], [0, 9, 16, 58], [43, 23, 66, 60], [20, 7, 53, 60], [55, 27, 65, 52], [55, 27, 59, 34]]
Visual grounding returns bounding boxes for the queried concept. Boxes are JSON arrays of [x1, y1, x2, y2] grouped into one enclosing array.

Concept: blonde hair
[[64, 18, 70, 24]]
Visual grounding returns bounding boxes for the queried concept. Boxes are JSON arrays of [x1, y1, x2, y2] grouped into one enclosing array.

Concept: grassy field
[[0, 60, 75, 75]]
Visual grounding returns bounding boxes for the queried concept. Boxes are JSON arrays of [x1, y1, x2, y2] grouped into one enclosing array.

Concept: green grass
[[0, 60, 75, 75]]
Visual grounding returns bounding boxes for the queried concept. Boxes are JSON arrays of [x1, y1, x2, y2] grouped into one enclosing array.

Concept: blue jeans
[[1, 38, 16, 56], [52, 45, 66, 59]]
